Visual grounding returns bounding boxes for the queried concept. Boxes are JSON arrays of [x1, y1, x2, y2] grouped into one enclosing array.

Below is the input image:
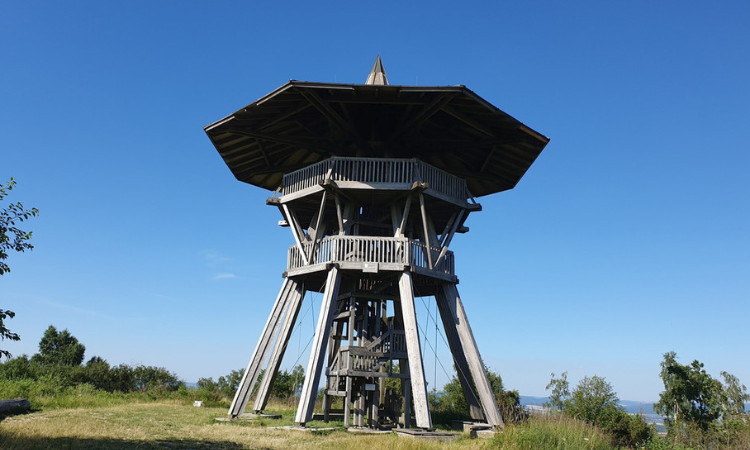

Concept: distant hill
[[520, 396, 657, 415]]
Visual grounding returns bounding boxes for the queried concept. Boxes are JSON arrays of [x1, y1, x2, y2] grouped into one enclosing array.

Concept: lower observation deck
[[285, 236, 455, 282]]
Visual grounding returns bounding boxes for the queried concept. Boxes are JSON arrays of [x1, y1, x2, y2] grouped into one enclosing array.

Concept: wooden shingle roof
[[204, 80, 549, 197]]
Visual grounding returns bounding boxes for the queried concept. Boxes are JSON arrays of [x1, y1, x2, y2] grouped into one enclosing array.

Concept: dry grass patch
[[0, 402, 491, 450]]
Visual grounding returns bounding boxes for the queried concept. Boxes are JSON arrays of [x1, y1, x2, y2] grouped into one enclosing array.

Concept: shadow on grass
[[0, 407, 37, 423], [0, 436, 252, 450]]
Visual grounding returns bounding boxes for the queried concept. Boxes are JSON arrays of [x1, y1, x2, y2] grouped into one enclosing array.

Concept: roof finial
[[365, 55, 389, 86]]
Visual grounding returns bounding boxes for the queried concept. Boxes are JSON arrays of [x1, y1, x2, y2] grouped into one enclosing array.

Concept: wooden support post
[[398, 271, 432, 429], [435, 287, 485, 421], [307, 192, 327, 260], [440, 284, 503, 427], [344, 376, 352, 427], [282, 204, 309, 265], [295, 267, 343, 425], [435, 209, 465, 268], [398, 196, 412, 237], [252, 284, 305, 411], [324, 320, 345, 422], [358, 390, 366, 427], [229, 278, 303, 417], [438, 211, 458, 248], [323, 392, 331, 423], [334, 193, 345, 235], [371, 386, 379, 427]]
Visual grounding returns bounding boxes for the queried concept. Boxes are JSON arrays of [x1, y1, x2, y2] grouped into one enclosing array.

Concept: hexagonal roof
[[204, 80, 549, 197]]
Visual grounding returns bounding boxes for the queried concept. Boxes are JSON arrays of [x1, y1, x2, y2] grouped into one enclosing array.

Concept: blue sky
[[1, 1, 748, 402]]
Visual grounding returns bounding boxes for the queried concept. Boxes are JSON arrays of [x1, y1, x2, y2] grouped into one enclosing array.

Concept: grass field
[[0, 401, 620, 450]]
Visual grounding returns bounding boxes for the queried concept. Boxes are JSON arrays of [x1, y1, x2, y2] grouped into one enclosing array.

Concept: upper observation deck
[[280, 156, 470, 205]]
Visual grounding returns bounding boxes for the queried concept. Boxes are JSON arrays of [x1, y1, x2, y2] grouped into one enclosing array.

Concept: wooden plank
[[295, 267, 343, 424], [325, 390, 348, 397], [441, 284, 503, 427], [334, 181, 412, 191], [422, 188, 470, 208], [285, 264, 328, 278], [229, 278, 300, 417], [412, 266, 457, 283], [279, 184, 325, 203], [341, 370, 390, 378], [252, 283, 304, 411], [398, 271, 432, 429]]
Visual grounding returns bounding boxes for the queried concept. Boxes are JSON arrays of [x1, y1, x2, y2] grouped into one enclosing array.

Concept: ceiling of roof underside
[[205, 81, 549, 197]]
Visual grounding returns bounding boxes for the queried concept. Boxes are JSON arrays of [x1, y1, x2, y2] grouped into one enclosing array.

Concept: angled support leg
[[295, 267, 342, 425], [252, 281, 305, 411], [229, 278, 302, 417], [398, 271, 432, 429], [440, 283, 503, 427], [436, 287, 485, 421]]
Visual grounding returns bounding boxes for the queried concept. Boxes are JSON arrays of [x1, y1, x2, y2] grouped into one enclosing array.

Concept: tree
[[217, 368, 245, 397], [272, 365, 305, 398], [720, 370, 750, 418], [31, 325, 86, 366], [0, 310, 20, 360], [0, 178, 39, 359], [566, 375, 620, 423], [436, 366, 520, 419], [544, 371, 570, 410], [132, 365, 182, 393], [546, 372, 653, 448], [653, 352, 726, 434], [0, 178, 38, 275]]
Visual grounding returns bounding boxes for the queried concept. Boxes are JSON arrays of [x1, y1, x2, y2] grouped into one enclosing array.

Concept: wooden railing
[[365, 329, 407, 355], [287, 236, 454, 276], [281, 157, 469, 202], [332, 331, 408, 376]]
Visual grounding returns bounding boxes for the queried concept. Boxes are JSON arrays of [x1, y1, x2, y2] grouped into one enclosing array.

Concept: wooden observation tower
[[204, 57, 549, 429]]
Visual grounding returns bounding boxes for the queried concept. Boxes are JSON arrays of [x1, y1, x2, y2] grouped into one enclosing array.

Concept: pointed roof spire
[[365, 55, 389, 86]]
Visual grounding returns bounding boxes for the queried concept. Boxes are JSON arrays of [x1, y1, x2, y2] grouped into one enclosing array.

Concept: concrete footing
[[394, 428, 459, 442]]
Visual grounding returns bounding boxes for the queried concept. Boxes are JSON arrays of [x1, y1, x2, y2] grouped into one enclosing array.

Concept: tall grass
[[489, 414, 617, 450]]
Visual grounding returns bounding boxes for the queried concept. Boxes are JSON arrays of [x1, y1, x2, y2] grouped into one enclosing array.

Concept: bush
[[545, 372, 654, 448], [0, 354, 36, 379]]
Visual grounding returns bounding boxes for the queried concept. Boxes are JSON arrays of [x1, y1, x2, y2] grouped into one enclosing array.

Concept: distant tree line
[[0, 325, 182, 394]]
